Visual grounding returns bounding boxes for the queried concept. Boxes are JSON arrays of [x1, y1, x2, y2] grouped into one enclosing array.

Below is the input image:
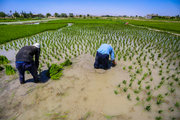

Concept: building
[[146, 14, 158, 19]]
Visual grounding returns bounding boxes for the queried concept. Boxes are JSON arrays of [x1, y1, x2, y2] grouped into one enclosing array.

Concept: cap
[[33, 43, 40, 48]]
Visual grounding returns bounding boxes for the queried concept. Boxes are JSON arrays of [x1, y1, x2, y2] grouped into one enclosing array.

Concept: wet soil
[[0, 54, 179, 120]]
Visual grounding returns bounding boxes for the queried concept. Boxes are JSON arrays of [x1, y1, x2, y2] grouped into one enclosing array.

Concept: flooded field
[[0, 22, 180, 120]]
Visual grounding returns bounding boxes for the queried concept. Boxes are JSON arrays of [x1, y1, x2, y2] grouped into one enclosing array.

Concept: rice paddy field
[[0, 19, 180, 120]]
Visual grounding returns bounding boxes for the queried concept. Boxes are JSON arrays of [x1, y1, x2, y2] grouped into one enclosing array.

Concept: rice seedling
[[127, 94, 131, 100], [0, 55, 9, 65], [158, 110, 163, 114], [174, 102, 179, 108], [155, 116, 162, 120], [4, 65, 16, 75], [145, 105, 151, 111], [156, 94, 164, 105], [136, 96, 140, 101], [123, 87, 127, 92], [168, 107, 174, 112], [123, 80, 127, 85], [114, 90, 118, 95]]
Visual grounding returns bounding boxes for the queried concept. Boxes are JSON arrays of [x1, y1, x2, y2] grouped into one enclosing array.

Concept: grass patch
[[121, 19, 180, 34], [0, 23, 67, 44]]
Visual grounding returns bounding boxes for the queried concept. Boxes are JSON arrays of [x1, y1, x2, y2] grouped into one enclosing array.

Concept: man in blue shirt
[[94, 44, 116, 70]]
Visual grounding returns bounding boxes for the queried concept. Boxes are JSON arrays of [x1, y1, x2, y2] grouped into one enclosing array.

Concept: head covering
[[33, 43, 40, 48]]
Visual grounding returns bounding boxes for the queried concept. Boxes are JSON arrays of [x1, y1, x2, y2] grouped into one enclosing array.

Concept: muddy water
[[0, 54, 179, 120], [3, 54, 166, 120]]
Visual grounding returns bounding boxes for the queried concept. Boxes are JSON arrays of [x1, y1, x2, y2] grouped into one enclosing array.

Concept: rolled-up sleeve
[[110, 46, 115, 60]]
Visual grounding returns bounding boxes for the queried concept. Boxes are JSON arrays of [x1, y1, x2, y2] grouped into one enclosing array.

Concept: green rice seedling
[[169, 87, 175, 93], [134, 90, 140, 94], [147, 91, 151, 95], [146, 95, 152, 102], [155, 116, 162, 120], [172, 74, 176, 78], [158, 110, 163, 114], [128, 65, 133, 70], [161, 76, 165, 80], [156, 94, 164, 105], [5, 65, 16, 75], [129, 82, 132, 87], [174, 77, 179, 82], [46, 62, 50, 68], [123, 80, 127, 85], [123, 66, 126, 70], [127, 94, 131, 100], [168, 82, 174, 87], [60, 59, 72, 67], [171, 117, 176, 120], [136, 96, 140, 101], [136, 68, 142, 74], [117, 84, 121, 88], [47, 64, 63, 80], [145, 105, 151, 111], [165, 92, 169, 96], [118, 56, 121, 61], [0, 55, 9, 65], [138, 80, 142, 85], [174, 102, 179, 108], [159, 70, 162, 76], [168, 107, 174, 112], [123, 87, 127, 92], [114, 90, 118, 95], [143, 73, 148, 78], [123, 56, 127, 61], [0, 65, 4, 71]]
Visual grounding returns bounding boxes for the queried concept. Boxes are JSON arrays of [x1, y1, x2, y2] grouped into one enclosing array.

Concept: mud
[[0, 54, 179, 120]]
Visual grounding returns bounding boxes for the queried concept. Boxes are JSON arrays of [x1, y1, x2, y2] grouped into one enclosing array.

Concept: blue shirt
[[97, 44, 115, 60]]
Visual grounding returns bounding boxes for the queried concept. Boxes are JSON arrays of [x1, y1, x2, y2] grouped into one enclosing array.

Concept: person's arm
[[35, 48, 40, 68], [110, 46, 117, 66]]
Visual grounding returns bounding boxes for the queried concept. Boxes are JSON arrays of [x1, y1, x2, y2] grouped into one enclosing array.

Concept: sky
[[0, 0, 179, 16]]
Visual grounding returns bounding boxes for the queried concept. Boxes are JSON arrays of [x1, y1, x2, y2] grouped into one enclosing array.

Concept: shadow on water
[[25, 70, 50, 83]]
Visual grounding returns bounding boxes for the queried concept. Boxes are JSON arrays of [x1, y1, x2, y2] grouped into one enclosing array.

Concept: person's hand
[[112, 60, 117, 67]]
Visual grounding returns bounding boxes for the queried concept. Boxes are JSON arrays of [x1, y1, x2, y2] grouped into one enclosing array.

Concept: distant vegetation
[[121, 19, 180, 34], [1, 11, 179, 22]]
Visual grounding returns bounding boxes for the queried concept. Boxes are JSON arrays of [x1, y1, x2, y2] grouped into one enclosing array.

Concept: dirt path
[[0, 54, 179, 120]]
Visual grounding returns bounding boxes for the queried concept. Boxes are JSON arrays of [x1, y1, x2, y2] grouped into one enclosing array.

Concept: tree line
[[0, 11, 91, 18]]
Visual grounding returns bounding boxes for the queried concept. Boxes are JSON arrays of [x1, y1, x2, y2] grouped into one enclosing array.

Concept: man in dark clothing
[[94, 44, 116, 70], [15, 43, 40, 84]]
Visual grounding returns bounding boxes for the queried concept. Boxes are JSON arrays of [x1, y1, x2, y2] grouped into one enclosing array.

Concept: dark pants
[[94, 52, 111, 70], [16, 62, 38, 83]]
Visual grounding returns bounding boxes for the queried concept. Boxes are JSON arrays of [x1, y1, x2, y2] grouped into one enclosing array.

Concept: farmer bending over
[[15, 43, 40, 84], [94, 44, 116, 70]]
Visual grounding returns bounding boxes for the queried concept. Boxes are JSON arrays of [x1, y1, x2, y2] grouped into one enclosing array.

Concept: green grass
[[121, 19, 180, 34], [0, 23, 67, 44], [0, 18, 42, 22], [47, 18, 125, 24]]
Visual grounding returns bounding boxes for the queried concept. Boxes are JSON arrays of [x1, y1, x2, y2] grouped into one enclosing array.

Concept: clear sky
[[0, 0, 179, 16]]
